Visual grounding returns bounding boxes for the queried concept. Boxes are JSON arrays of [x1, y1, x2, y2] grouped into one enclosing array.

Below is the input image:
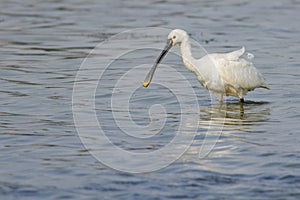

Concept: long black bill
[[143, 39, 173, 87]]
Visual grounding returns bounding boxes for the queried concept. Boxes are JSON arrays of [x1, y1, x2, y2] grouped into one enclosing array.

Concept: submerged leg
[[239, 102, 244, 118], [240, 98, 244, 103], [218, 94, 223, 102]]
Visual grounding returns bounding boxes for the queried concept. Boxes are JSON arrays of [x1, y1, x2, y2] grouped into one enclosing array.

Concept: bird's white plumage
[[168, 29, 269, 101]]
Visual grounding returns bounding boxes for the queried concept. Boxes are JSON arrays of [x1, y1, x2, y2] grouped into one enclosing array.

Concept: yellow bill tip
[[143, 82, 149, 88]]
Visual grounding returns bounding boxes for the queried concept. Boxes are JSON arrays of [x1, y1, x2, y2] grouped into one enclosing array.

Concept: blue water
[[1, 0, 299, 199]]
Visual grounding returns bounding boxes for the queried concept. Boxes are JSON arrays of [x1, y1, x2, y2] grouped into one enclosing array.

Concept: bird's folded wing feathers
[[215, 56, 266, 89], [225, 46, 245, 61]]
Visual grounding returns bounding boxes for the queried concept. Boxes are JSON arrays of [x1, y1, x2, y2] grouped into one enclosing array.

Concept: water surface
[[0, 0, 299, 199]]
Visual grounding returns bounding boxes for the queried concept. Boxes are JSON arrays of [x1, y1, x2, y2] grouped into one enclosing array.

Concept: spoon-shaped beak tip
[[143, 82, 149, 87]]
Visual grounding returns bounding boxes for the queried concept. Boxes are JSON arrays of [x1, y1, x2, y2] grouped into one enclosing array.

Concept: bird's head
[[168, 29, 189, 46], [142, 29, 188, 87]]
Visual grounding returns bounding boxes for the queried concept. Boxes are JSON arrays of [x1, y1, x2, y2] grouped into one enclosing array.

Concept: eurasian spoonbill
[[143, 29, 269, 102]]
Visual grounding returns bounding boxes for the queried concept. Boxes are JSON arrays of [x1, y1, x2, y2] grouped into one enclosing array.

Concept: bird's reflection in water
[[192, 100, 271, 158], [200, 101, 271, 129], [184, 100, 271, 168]]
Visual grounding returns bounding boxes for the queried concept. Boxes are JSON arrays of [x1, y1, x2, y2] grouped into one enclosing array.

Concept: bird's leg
[[239, 103, 244, 119], [218, 94, 223, 102], [240, 98, 244, 103]]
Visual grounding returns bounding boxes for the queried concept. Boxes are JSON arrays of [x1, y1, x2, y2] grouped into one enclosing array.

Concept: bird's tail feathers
[[260, 82, 270, 90]]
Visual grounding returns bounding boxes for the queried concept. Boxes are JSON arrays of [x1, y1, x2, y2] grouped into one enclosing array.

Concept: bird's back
[[195, 47, 269, 98], [212, 48, 269, 93]]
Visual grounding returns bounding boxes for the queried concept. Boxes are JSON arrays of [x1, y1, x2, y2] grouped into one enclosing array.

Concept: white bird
[[143, 29, 269, 102]]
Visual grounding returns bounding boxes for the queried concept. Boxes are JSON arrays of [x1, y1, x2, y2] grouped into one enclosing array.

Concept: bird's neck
[[179, 39, 197, 72]]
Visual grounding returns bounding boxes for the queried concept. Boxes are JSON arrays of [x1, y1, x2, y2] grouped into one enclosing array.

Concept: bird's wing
[[225, 46, 245, 61], [212, 50, 267, 90]]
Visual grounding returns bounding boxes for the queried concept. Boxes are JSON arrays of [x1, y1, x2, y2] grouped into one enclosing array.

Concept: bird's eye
[[173, 35, 176, 39]]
